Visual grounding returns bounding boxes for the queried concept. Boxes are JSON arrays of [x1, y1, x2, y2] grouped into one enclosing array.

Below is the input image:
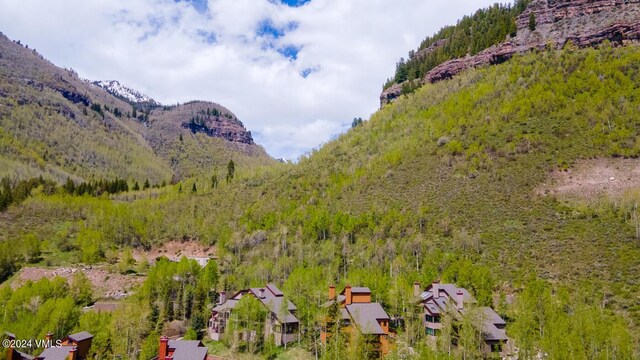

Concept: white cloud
[[0, 0, 499, 159]]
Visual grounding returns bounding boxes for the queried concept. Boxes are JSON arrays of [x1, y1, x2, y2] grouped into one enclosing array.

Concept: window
[[274, 324, 282, 333], [425, 315, 440, 323], [426, 327, 437, 336]]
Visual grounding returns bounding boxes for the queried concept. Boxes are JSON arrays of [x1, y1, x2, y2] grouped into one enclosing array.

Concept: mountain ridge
[[381, 0, 640, 105], [90, 79, 157, 105], [0, 32, 273, 183]]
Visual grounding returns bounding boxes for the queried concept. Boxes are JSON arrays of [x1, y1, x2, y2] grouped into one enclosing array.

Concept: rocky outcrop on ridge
[[381, 0, 640, 106]]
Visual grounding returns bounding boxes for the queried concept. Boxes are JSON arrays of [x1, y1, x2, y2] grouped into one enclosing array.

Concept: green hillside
[[0, 33, 273, 185], [2, 44, 640, 358]]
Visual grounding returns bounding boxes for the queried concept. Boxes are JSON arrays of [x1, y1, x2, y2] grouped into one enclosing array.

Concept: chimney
[[328, 285, 336, 301], [219, 291, 226, 305], [456, 290, 464, 310], [45, 333, 53, 347], [259, 288, 265, 299], [413, 282, 422, 297], [345, 285, 352, 305], [432, 280, 440, 298], [159, 336, 169, 360], [68, 347, 78, 360]]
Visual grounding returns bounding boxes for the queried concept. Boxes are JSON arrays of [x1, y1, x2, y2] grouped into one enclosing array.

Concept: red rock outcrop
[[381, 0, 640, 106]]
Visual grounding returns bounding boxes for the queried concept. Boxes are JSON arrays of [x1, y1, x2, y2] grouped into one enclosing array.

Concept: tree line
[[0, 176, 168, 213]]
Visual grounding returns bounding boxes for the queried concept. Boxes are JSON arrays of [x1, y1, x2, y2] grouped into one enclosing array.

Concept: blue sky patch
[[300, 67, 318, 78], [270, 0, 312, 7], [138, 15, 164, 42], [257, 19, 298, 39], [197, 30, 217, 44], [174, 0, 208, 13], [277, 45, 301, 60]]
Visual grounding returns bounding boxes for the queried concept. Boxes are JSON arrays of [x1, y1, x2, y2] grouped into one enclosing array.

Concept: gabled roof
[[482, 307, 506, 327], [37, 346, 75, 360], [167, 340, 207, 360], [249, 285, 299, 324], [215, 284, 299, 324], [67, 331, 93, 342], [345, 303, 390, 335]]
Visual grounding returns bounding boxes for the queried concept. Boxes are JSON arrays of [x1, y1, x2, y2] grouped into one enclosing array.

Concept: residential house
[[5, 331, 93, 360], [151, 336, 210, 360], [320, 285, 391, 356], [209, 283, 300, 346], [414, 281, 509, 357]]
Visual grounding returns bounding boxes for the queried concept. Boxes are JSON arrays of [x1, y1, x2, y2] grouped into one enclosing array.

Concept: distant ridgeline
[[381, 0, 640, 105], [0, 32, 273, 184]]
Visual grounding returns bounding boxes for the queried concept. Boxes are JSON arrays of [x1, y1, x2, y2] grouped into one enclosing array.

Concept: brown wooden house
[[320, 285, 391, 356]]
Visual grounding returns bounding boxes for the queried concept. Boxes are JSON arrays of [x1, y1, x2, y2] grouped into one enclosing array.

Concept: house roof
[[37, 346, 75, 360], [424, 300, 442, 315], [419, 283, 509, 342], [249, 285, 299, 324], [340, 286, 371, 295], [482, 321, 508, 341], [215, 284, 299, 324], [340, 308, 350, 320], [212, 299, 239, 313], [266, 283, 283, 296], [67, 331, 93, 342], [321, 295, 346, 308], [482, 307, 506, 326], [167, 340, 207, 360], [345, 303, 390, 335]]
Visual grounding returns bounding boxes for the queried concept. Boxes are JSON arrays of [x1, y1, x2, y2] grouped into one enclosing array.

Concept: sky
[[0, 0, 498, 160]]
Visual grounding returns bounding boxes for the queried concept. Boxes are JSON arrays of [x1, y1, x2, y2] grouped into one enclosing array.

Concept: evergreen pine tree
[[64, 177, 75, 194], [226, 160, 235, 183], [529, 12, 537, 31]]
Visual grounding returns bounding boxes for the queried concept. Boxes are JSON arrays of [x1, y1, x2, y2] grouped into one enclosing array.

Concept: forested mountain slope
[[0, 32, 273, 184], [381, 0, 640, 104], [2, 44, 640, 357]]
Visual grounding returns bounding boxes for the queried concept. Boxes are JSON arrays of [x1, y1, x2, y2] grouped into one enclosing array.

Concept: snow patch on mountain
[[91, 80, 157, 104]]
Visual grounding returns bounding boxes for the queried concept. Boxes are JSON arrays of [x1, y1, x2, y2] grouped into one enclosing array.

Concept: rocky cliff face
[[154, 101, 254, 145], [381, 0, 640, 105]]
